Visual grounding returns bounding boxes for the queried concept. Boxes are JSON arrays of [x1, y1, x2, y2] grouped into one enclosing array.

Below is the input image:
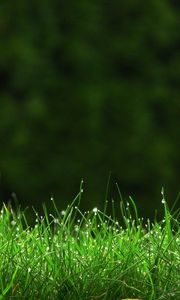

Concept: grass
[[0, 185, 179, 300]]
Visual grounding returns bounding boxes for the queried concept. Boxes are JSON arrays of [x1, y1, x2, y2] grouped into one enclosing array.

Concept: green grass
[[0, 187, 179, 299]]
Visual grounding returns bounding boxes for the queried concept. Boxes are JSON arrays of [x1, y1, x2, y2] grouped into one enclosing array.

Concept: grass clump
[[0, 186, 179, 300]]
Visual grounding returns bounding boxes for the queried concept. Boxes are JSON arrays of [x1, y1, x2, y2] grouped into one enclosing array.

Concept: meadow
[[0, 185, 179, 300]]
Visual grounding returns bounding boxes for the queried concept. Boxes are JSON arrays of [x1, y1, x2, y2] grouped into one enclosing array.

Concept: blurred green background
[[0, 1, 179, 220]]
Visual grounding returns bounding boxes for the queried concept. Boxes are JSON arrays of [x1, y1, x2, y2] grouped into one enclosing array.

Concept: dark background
[[0, 1, 179, 220]]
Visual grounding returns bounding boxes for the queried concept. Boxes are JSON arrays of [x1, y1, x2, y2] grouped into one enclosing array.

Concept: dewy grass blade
[[0, 266, 19, 299]]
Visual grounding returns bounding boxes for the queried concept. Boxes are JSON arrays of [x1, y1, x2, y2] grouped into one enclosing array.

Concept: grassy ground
[[0, 187, 179, 299]]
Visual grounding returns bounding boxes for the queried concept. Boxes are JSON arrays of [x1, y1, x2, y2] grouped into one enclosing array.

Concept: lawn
[[0, 186, 179, 299]]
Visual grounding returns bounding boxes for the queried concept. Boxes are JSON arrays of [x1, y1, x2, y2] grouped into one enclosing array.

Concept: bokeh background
[[0, 1, 179, 220]]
